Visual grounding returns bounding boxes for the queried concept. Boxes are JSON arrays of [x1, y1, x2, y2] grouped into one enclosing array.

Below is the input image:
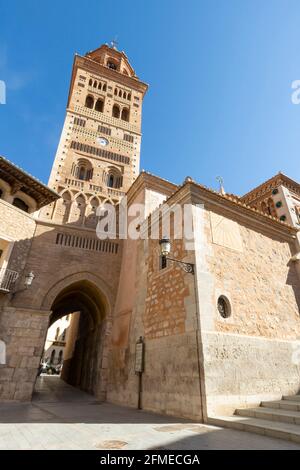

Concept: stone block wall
[[0, 307, 49, 401], [193, 202, 300, 416]]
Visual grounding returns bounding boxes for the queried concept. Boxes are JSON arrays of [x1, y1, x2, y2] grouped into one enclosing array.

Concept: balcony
[[0, 268, 19, 293], [107, 187, 126, 198]]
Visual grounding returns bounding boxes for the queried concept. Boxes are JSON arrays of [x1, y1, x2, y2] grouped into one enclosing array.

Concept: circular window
[[272, 188, 279, 195], [217, 296, 231, 318]]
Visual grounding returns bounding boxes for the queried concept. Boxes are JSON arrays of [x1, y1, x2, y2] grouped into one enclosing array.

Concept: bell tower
[[42, 43, 148, 226]]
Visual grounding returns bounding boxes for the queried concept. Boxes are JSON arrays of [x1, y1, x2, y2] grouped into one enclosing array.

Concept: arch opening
[[37, 280, 108, 397]]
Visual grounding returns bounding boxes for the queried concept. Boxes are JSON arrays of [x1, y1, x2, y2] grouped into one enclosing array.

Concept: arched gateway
[[34, 273, 113, 400], [44, 279, 109, 396]]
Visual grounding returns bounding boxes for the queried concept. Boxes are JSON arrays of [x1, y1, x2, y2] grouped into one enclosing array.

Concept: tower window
[[74, 117, 86, 127], [72, 158, 93, 181], [85, 95, 94, 109], [108, 175, 114, 188], [124, 133, 134, 143], [105, 167, 123, 189], [95, 99, 104, 112], [121, 108, 129, 122], [112, 104, 120, 118], [98, 125, 111, 136], [107, 60, 117, 70]]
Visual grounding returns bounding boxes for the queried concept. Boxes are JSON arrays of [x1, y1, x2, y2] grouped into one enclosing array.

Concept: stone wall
[[108, 232, 203, 420], [193, 201, 300, 416], [0, 307, 49, 401]]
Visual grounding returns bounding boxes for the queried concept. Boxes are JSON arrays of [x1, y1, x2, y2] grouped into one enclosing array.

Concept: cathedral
[[1, 43, 300, 440]]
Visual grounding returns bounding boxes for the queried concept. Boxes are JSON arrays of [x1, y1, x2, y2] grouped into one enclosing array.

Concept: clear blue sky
[[1, 0, 300, 195]]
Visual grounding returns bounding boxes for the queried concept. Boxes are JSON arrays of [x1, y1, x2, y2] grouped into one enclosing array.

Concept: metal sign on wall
[[135, 336, 144, 374]]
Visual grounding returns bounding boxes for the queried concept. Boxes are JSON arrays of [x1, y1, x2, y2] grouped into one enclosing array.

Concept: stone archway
[[39, 276, 112, 400]]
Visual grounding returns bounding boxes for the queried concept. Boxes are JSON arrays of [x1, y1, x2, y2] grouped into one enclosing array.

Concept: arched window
[[118, 90, 122, 98], [98, 82, 102, 90], [123, 91, 127, 99], [128, 93, 131, 100], [93, 80, 97, 88], [106, 167, 123, 189], [61, 329, 66, 341], [108, 174, 114, 188], [89, 78, 92, 86], [103, 84, 107, 92], [12, 198, 29, 213], [112, 104, 120, 118], [50, 350, 56, 364], [114, 88, 118, 96], [85, 95, 94, 109], [58, 350, 63, 364], [72, 159, 93, 181], [107, 60, 117, 70], [55, 327, 60, 340], [95, 99, 104, 112], [121, 108, 129, 122]]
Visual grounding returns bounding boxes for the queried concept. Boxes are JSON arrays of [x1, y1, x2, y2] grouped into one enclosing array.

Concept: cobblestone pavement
[[0, 376, 299, 450]]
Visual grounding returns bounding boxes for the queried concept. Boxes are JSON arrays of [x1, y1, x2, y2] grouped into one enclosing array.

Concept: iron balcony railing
[[0, 268, 19, 293]]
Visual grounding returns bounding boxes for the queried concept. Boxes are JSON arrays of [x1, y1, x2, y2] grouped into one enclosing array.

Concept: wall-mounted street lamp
[[159, 237, 195, 274], [10, 271, 35, 298], [24, 271, 35, 287]]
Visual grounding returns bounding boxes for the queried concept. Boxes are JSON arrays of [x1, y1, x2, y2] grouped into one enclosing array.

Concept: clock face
[[97, 137, 109, 147]]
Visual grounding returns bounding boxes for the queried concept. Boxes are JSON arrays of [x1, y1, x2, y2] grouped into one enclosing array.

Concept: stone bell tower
[[42, 43, 148, 226]]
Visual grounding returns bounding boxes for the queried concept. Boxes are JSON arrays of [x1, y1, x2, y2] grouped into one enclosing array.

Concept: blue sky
[[1, 0, 300, 195]]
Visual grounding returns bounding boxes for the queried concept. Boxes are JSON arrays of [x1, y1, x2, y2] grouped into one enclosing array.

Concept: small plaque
[[135, 338, 144, 373]]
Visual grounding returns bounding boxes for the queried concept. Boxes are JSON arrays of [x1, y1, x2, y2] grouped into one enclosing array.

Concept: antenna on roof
[[216, 176, 226, 195]]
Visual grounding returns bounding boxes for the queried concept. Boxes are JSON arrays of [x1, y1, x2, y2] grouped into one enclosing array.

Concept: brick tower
[[41, 43, 148, 227]]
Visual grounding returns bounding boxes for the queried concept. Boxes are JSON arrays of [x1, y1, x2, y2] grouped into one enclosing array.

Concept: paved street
[[0, 376, 298, 450]]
